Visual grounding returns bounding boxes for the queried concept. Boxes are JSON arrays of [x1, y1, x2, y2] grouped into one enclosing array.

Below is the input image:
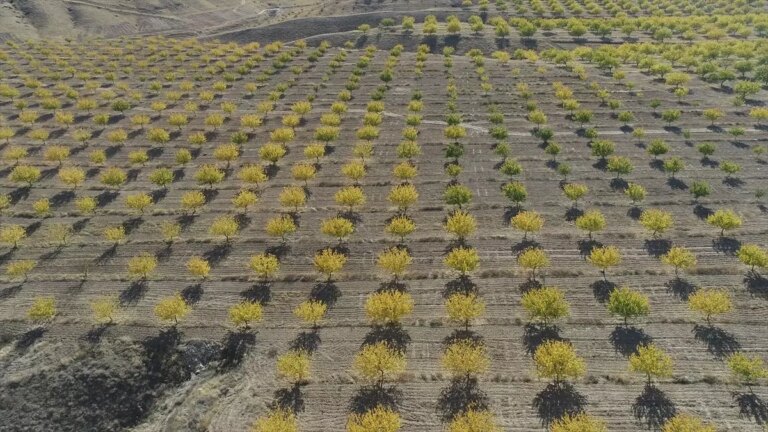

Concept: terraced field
[[1, 2, 768, 432]]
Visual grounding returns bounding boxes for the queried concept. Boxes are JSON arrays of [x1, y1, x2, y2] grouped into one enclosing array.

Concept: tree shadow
[[233, 213, 252, 230], [218, 330, 256, 372], [443, 329, 483, 347], [565, 206, 584, 222], [310, 281, 341, 306], [142, 327, 190, 384], [632, 384, 677, 429], [610, 326, 652, 356], [532, 381, 586, 426], [176, 214, 197, 230], [591, 279, 617, 303], [150, 188, 168, 203], [443, 275, 477, 298], [519, 278, 543, 293], [693, 204, 713, 220], [181, 283, 203, 305], [437, 377, 488, 421], [15, 327, 46, 350], [734, 391, 768, 425], [503, 206, 522, 224], [744, 270, 768, 299], [95, 244, 118, 264], [0, 284, 23, 300], [202, 243, 233, 266], [578, 239, 603, 258], [666, 177, 688, 190], [265, 244, 291, 260], [523, 323, 562, 355], [96, 190, 119, 207], [8, 186, 30, 204], [610, 178, 629, 191], [644, 238, 672, 257], [272, 384, 305, 413], [377, 280, 407, 293], [693, 324, 740, 359], [123, 217, 144, 235], [363, 324, 411, 352], [119, 280, 148, 305], [723, 177, 745, 188], [290, 331, 320, 354], [83, 323, 112, 344], [512, 239, 541, 254], [49, 190, 75, 207], [349, 385, 402, 415], [700, 156, 719, 168], [241, 282, 271, 304], [627, 206, 642, 220], [712, 237, 741, 256], [665, 277, 697, 300]]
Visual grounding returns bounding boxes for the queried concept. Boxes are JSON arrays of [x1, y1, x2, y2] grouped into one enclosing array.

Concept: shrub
[[688, 289, 732, 325], [341, 161, 366, 182], [347, 406, 401, 432], [181, 191, 206, 213], [388, 184, 418, 212], [276, 350, 311, 384], [321, 216, 355, 242], [365, 290, 414, 325], [229, 301, 263, 329], [186, 256, 211, 279], [534, 340, 586, 382], [517, 248, 550, 281], [90, 297, 119, 324], [588, 245, 621, 279], [551, 413, 607, 432], [335, 186, 366, 211], [737, 244, 768, 271], [58, 167, 85, 189], [442, 340, 489, 378], [154, 293, 190, 325], [209, 215, 239, 242], [502, 182, 527, 207], [28, 297, 56, 323], [294, 300, 327, 328], [706, 209, 742, 236], [386, 215, 416, 241], [354, 342, 406, 384], [661, 246, 696, 276], [629, 344, 673, 384], [238, 165, 268, 187], [444, 246, 480, 276], [563, 183, 588, 206], [377, 247, 412, 279], [9, 165, 41, 185], [448, 409, 499, 432], [128, 253, 157, 279], [639, 209, 673, 237], [195, 165, 225, 187], [103, 226, 126, 244], [726, 352, 767, 385], [125, 193, 153, 215], [250, 253, 280, 281], [253, 409, 297, 432], [99, 167, 128, 188], [313, 248, 347, 280], [575, 210, 606, 239], [661, 414, 715, 432], [607, 287, 650, 325], [445, 293, 485, 329], [511, 210, 544, 239], [6, 260, 36, 280], [521, 286, 570, 324]]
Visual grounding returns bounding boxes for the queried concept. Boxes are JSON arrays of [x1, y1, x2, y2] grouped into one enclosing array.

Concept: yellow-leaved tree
[[353, 341, 406, 387], [365, 290, 414, 325], [347, 406, 401, 432]]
